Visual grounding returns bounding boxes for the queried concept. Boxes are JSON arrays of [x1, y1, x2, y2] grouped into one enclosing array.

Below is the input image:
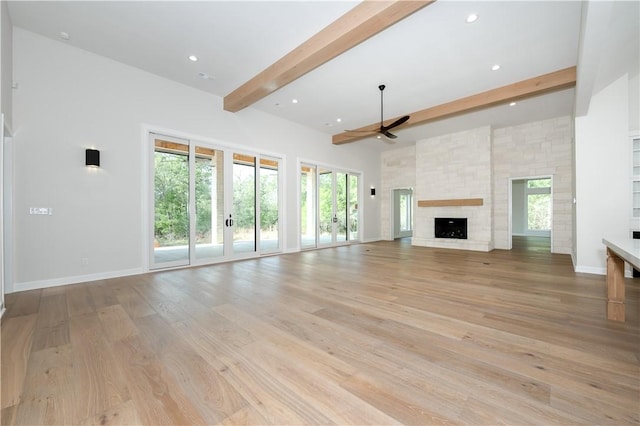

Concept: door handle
[[226, 214, 233, 227]]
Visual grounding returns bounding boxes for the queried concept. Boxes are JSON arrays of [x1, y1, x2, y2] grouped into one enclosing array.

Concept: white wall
[[511, 180, 525, 235], [575, 74, 631, 274], [11, 28, 381, 291], [1, 0, 12, 130]]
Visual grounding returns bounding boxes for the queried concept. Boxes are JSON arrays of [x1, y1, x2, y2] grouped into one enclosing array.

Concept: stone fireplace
[[413, 126, 494, 252]]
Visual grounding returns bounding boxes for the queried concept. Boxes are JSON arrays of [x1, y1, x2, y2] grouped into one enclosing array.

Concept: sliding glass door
[[194, 146, 225, 260], [150, 133, 281, 269], [300, 163, 360, 249], [232, 153, 256, 255], [260, 157, 280, 253], [153, 137, 191, 267], [300, 164, 317, 249]]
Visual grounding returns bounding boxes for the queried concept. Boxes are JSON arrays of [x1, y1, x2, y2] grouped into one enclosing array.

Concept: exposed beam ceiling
[[332, 66, 578, 145], [223, 0, 434, 113]]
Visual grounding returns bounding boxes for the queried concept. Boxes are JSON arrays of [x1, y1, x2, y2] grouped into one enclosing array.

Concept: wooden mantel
[[418, 198, 484, 207]]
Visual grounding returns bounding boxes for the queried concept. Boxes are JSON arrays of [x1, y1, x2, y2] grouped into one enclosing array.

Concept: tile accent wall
[[493, 116, 573, 253], [380, 116, 574, 254], [413, 126, 494, 251]]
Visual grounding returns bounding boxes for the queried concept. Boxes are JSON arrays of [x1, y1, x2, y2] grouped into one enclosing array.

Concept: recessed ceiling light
[[465, 14, 478, 23], [491, 64, 501, 71], [336, 118, 342, 123], [376, 135, 381, 139], [188, 55, 198, 62], [59, 32, 70, 41], [292, 99, 298, 104], [509, 102, 517, 107]]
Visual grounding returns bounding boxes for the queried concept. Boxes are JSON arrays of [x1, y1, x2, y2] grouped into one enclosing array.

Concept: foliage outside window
[[526, 178, 551, 231], [633, 138, 640, 217]]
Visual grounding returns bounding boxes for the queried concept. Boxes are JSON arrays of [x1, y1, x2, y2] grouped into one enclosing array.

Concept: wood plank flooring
[[2, 240, 639, 425]]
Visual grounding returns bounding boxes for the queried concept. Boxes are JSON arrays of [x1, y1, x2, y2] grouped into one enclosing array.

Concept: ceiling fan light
[[465, 14, 478, 23]]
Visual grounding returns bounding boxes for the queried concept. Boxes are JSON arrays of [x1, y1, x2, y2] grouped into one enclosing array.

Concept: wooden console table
[[602, 238, 640, 322]]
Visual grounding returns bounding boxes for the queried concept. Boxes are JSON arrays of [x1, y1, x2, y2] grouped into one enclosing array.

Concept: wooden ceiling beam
[[223, 0, 434, 113], [332, 66, 577, 145]]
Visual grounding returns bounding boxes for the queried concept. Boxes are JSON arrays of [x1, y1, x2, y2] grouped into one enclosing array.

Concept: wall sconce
[[85, 149, 100, 167], [370, 187, 376, 197]]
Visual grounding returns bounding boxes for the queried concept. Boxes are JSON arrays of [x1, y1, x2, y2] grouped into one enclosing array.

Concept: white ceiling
[[7, 1, 585, 150]]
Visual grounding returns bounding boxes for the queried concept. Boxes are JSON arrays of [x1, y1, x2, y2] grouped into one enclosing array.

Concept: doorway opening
[[392, 188, 413, 240], [510, 177, 552, 252]]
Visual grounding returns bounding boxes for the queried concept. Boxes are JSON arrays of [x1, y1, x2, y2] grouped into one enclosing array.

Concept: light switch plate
[[29, 207, 52, 215]]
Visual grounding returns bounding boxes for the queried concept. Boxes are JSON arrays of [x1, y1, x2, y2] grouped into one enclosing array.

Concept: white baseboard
[[362, 237, 383, 243], [574, 265, 606, 276], [574, 266, 634, 278], [12, 267, 144, 293]]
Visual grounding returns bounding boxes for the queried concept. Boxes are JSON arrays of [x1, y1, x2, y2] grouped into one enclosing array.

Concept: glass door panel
[[260, 157, 279, 253], [300, 164, 316, 249], [195, 146, 224, 260], [152, 137, 190, 267], [318, 168, 333, 245], [336, 172, 347, 242], [348, 174, 359, 240], [232, 153, 256, 255]]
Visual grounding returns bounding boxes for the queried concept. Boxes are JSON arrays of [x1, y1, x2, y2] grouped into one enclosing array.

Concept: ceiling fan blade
[[382, 131, 398, 139], [381, 115, 410, 132], [344, 129, 377, 133]]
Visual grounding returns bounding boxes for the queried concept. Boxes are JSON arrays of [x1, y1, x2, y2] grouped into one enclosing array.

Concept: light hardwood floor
[[1, 240, 639, 425]]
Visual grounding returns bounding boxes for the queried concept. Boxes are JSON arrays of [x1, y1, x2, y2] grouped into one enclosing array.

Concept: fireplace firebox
[[434, 218, 468, 239]]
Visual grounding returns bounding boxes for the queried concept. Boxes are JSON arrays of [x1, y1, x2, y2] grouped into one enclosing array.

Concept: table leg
[[606, 248, 625, 322]]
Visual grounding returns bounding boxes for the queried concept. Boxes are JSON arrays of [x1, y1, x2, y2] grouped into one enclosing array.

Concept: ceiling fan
[[346, 84, 410, 143]]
